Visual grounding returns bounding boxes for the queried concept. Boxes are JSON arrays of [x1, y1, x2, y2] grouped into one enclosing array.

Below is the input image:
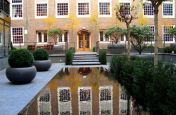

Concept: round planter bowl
[[33, 60, 52, 71], [6, 66, 37, 84]]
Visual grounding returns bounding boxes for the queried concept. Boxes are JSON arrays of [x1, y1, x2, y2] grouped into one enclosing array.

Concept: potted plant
[[47, 28, 63, 45], [33, 48, 51, 71], [6, 49, 36, 84]]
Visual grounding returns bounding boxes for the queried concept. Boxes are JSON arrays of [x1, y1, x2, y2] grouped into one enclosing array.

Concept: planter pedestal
[[6, 66, 36, 84], [34, 60, 52, 71]]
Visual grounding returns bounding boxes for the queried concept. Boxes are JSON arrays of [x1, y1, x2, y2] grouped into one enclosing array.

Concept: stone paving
[[0, 63, 64, 115]]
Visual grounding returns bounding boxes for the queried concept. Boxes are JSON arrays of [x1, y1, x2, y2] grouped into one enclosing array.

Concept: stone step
[[72, 62, 101, 65], [73, 59, 99, 62], [72, 52, 100, 65], [73, 57, 98, 60], [74, 55, 97, 58]]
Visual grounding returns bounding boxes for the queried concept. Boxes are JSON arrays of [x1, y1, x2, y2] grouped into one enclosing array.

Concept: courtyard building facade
[[0, 0, 10, 57], [10, 0, 176, 51]]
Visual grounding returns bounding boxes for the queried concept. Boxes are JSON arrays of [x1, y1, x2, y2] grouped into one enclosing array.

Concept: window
[[11, 0, 23, 19], [146, 25, 155, 42], [119, 87, 127, 114], [143, 0, 154, 17], [119, 3, 131, 15], [163, 25, 174, 43], [98, 0, 111, 17], [38, 89, 51, 115], [37, 31, 48, 44], [56, 0, 69, 18], [58, 31, 68, 43], [11, 27, 24, 45], [78, 87, 92, 115], [99, 31, 109, 42], [35, 0, 48, 18], [57, 88, 72, 115], [77, 0, 90, 17], [162, 0, 174, 18], [99, 86, 113, 115]]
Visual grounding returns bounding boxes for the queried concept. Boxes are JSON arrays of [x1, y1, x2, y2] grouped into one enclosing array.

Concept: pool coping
[[0, 63, 109, 115], [0, 63, 65, 115]]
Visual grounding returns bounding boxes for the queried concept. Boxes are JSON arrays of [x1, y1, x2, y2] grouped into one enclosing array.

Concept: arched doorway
[[78, 30, 90, 51]]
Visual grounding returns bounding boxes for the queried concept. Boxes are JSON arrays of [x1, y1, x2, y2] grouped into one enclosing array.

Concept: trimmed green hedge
[[33, 48, 49, 60], [65, 49, 74, 65], [99, 49, 107, 64], [8, 49, 34, 68]]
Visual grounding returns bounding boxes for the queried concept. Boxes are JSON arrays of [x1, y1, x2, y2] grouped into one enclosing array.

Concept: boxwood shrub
[[99, 49, 107, 64], [8, 49, 34, 68], [65, 49, 74, 65], [33, 48, 49, 60]]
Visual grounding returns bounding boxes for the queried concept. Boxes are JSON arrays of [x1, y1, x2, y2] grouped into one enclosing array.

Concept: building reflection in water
[[19, 68, 128, 115]]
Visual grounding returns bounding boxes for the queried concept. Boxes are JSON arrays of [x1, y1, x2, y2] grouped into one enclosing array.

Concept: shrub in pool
[[8, 49, 34, 68], [68, 47, 75, 53], [33, 48, 49, 60], [99, 49, 107, 64], [65, 49, 74, 65]]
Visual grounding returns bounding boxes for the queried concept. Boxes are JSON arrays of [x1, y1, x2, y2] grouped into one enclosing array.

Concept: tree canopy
[[130, 25, 152, 54], [105, 27, 126, 44], [47, 28, 63, 44]]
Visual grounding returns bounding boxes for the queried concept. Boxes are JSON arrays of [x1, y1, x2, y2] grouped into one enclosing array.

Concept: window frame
[[119, 1, 131, 16], [162, 0, 175, 18], [77, 0, 90, 18], [98, 0, 112, 17], [99, 86, 113, 115], [99, 30, 110, 43], [145, 25, 155, 44], [162, 25, 175, 43], [57, 31, 69, 44], [11, 27, 24, 46], [36, 31, 48, 44], [35, 0, 48, 19], [10, 0, 23, 20], [143, 0, 154, 18], [56, 0, 69, 18]]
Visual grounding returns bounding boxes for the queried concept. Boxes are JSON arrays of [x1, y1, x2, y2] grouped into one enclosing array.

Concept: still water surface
[[19, 68, 127, 115]]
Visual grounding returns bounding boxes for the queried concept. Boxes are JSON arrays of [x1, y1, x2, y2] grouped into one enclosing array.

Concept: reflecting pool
[[19, 68, 128, 115]]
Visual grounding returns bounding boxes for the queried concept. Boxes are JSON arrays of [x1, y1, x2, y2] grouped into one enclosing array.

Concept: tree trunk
[[154, 8, 159, 66], [127, 94, 131, 115], [126, 24, 131, 60]]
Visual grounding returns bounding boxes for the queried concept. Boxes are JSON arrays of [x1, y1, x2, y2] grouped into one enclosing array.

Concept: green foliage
[[105, 26, 126, 44], [33, 48, 49, 60], [65, 49, 74, 65], [99, 49, 107, 64], [169, 27, 176, 38], [130, 25, 152, 54], [93, 47, 96, 52], [110, 56, 176, 115], [68, 47, 75, 53], [8, 49, 34, 68], [164, 46, 173, 53], [48, 28, 63, 44]]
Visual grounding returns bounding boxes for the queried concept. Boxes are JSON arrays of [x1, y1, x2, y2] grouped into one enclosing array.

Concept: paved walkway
[[0, 63, 65, 115]]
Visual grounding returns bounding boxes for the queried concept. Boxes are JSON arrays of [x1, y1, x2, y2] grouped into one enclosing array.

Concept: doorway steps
[[72, 52, 100, 65]]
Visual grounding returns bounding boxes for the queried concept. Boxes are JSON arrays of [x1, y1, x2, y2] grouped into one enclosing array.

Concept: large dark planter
[[33, 60, 52, 71], [6, 66, 37, 84]]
